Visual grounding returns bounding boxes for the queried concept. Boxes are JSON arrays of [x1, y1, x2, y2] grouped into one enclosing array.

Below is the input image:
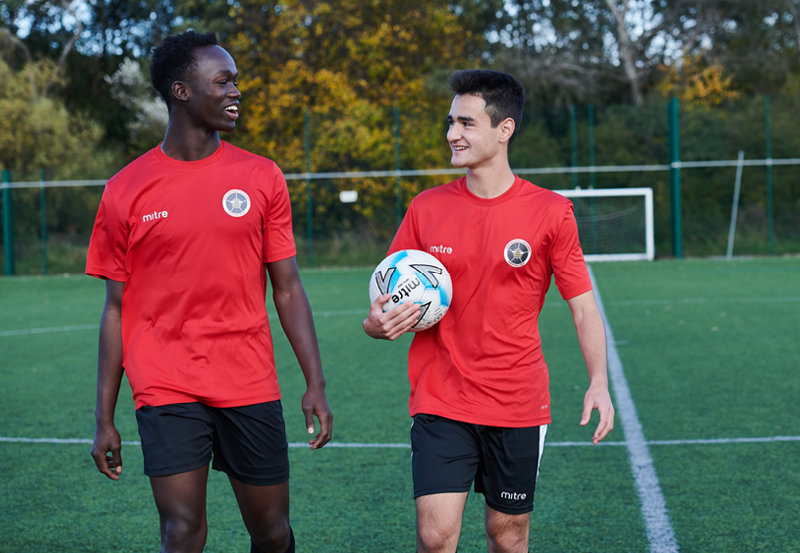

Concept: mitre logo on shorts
[[222, 189, 251, 217], [504, 239, 531, 267]]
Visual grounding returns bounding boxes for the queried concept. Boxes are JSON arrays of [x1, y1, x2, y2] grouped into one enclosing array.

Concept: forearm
[[273, 282, 325, 388], [96, 283, 124, 425], [572, 300, 608, 387]]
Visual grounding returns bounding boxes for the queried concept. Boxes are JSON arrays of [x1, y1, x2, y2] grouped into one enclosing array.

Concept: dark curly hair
[[448, 70, 525, 145], [150, 30, 219, 110]]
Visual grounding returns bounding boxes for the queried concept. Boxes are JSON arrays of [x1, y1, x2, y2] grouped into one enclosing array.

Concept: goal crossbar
[[552, 187, 654, 262]]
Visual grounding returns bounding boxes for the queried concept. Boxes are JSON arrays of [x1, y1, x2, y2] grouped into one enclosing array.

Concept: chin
[[450, 155, 468, 167]]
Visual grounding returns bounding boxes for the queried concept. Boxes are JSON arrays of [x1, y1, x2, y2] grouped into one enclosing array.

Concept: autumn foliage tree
[[175, 0, 482, 242]]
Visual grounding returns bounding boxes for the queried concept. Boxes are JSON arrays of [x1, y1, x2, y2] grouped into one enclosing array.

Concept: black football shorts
[[410, 413, 547, 514], [135, 400, 289, 486]]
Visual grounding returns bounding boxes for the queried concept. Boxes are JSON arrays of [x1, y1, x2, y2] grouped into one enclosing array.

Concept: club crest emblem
[[504, 239, 531, 267], [222, 189, 251, 217]]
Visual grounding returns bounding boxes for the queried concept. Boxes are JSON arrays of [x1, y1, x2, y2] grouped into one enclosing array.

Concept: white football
[[369, 249, 453, 332]]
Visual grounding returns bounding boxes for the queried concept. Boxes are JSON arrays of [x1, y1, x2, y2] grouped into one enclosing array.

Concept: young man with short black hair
[[88, 30, 332, 553], [364, 69, 614, 553]]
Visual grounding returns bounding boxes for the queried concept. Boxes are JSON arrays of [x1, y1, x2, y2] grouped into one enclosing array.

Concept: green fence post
[[304, 108, 313, 268], [668, 97, 682, 258], [570, 105, 578, 188], [765, 94, 774, 255], [588, 105, 598, 254], [394, 105, 402, 230], [2, 169, 14, 275], [40, 168, 47, 275], [588, 104, 596, 190]]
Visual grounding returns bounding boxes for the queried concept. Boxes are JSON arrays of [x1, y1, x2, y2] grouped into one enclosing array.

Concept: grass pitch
[[1, 258, 798, 552]]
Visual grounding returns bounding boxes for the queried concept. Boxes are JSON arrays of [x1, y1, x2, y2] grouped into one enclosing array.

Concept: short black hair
[[448, 70, 525, 144], [150, 30, 218, 110]]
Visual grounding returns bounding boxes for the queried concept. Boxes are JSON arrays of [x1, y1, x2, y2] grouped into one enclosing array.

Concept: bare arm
[[266, 257, 332, 449], [567, 290, 615, 444], [90, 279, 125, 480]]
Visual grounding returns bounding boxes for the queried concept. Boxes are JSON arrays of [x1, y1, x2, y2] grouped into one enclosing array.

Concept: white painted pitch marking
[[3, 436, 797, 447], [0, 323, 99, 337], [588, 265, 680, 553], [0, 310, 370, 338], [608, 297, 800, 306]]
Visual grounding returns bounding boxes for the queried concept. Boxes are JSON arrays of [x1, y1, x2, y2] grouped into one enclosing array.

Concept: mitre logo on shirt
[[504, 239, 531, 267], [141, 210, 168, 223], [222, 189, 251, 217]]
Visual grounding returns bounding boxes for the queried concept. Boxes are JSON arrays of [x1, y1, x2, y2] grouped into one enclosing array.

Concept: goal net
[[553, 187, 654, 262]]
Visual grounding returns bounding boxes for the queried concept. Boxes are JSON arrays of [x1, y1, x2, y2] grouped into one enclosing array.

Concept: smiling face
[[179, 45, 241, 132], [446, 94, 514, 169]]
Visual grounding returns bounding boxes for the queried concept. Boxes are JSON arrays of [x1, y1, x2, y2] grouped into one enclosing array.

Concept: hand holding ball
[[368, 249, 453, 332]]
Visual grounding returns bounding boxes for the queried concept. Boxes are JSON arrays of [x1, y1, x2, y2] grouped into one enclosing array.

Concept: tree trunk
[[604, 0, 643, 105]]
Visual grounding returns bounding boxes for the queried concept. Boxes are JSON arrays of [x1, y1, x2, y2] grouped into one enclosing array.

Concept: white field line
[[588, 265, 679, 553], [3, 296, 794, 338], [608, 297, 800, 306], [0, 310, 369, 338], [1, 436, 797, 447]]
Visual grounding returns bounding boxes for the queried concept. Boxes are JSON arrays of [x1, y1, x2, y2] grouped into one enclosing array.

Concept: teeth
[[226, 106, 238, 112]]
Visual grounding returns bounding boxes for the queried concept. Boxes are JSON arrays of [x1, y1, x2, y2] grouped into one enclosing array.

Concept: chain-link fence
[[2, 94, 799, 275]]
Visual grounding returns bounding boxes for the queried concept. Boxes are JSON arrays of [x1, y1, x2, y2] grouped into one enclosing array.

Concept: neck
[[464, 156, 516, 199], [160, 116, 222, 162]]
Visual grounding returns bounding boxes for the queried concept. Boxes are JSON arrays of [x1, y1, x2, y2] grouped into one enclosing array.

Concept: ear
[[498, 117, 515, 144], [171, 81, 190, 104]]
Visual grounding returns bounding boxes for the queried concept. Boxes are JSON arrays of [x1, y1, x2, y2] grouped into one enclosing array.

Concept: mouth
[[224, 104, 239, 120], [452, 145, 467, 152]]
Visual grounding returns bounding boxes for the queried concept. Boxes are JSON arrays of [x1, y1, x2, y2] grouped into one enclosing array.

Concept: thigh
[[475, 424, 547, 515], [416, 492, 469, 553], [410, 414, 480, 498], [149, 464, 210, 551], [228, 477, 290, 545], [136, 402, 214, 477], [209, 401, 290, 486], [484, 505, 530, 553]]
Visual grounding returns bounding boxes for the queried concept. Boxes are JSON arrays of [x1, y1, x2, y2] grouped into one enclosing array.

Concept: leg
[[229, 476, 292, 553], [415, 492, 469, 553], [149, 464, 210, 553], [485, 504, 530, 553]]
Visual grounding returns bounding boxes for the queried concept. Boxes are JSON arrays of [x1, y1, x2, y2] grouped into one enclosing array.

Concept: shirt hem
[[410, 406, 551, 428], [134, 392, 281, 411], [85, 267, 127, 282]]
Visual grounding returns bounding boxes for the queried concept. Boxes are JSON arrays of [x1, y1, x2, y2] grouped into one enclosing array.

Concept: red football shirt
[[86, 141, 296, 410], [389, 176, 592, 427]]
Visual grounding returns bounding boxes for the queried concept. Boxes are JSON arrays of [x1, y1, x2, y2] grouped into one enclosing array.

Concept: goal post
[[553, 187, 654, 262]]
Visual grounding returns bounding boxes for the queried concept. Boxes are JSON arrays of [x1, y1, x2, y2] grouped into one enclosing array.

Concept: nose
[[447, 124, 460, 143], [230, 84, 241, 98]]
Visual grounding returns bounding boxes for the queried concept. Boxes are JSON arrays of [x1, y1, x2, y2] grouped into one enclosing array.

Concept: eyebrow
[[447, 115, 476, 123]]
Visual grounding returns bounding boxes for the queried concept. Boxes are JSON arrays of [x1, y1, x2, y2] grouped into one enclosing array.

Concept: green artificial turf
[[1, 258, 798, 551]]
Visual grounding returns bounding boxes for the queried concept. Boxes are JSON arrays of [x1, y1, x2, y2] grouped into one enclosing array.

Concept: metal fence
[[2, 94, 799, 274]]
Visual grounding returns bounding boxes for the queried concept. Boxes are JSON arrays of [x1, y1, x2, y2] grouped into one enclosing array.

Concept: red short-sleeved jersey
[[86, 141, 296, 410], [389, 176, 592, 427]]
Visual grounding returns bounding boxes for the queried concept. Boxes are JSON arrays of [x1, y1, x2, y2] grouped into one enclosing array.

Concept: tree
[[174, 0, 484, 238]]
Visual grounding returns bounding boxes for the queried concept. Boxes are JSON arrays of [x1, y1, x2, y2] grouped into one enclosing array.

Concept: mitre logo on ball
[[369, 249, 453, 332]]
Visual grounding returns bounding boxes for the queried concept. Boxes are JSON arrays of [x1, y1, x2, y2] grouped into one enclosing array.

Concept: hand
[[91, 422, 123, 480], [580, 383, 615, 445], [363, 293, 421, 340], [302, 383, 333, 450]]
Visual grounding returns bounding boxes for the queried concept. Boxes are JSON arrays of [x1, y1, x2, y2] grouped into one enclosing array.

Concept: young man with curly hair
[[87, 30, 332, 553], [364, 70, 615, 553]]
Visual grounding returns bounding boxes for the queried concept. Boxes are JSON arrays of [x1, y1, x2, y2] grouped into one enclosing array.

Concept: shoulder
[[409, 178, 463, 208], [106, 148, 160, 191], [222, 141, 281, 173], [518, 179, 573, 208]]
